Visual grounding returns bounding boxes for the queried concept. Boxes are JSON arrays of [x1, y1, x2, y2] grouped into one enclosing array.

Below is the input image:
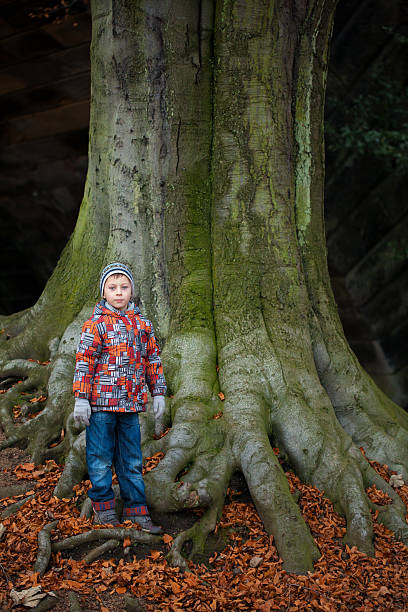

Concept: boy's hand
[[153, 396, 165, 419], [74, 398, 91, 426], [153, 396, 166, 436]]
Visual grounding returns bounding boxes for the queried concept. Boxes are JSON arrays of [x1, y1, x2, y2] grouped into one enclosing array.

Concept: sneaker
[[93, 508, 120, 527], [122, 514, 163, 535]]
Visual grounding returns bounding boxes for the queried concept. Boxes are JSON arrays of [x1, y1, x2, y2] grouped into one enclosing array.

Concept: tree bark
[[1, 0, 408, 575]]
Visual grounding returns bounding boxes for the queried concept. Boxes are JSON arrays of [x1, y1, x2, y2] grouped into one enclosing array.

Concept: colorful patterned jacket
[[73, 300, 166, 412]]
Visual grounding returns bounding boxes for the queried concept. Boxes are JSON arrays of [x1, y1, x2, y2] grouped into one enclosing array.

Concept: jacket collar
[[93, 299, 141, 318]]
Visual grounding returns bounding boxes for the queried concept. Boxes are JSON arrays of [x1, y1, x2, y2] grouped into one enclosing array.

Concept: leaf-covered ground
[[1, 443, 408, 612]]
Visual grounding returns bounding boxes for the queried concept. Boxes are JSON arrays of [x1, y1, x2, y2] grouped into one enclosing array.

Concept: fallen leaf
[[249, 556, 263, 568], [170, 580, 182, 594], [389, 474, 404, 488], [162, 533, 173, 544], [218, 392, 225, 401], [29, 395, 47, 404], [150, 550, 161, 560], [115, 586, 127, 594], [10, 587, 55, 608]]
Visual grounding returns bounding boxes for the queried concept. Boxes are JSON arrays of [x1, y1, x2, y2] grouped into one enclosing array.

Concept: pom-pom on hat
[[100, 262, 135, 298]]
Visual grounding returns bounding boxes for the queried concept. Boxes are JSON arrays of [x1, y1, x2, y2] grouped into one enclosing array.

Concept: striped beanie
[[100, 262, 135, 297]]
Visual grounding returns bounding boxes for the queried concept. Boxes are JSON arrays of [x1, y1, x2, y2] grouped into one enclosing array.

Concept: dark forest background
[[0, 0, 407, 407]]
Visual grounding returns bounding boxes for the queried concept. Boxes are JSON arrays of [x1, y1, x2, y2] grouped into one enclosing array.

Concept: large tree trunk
[[1, 0, 408, 575]]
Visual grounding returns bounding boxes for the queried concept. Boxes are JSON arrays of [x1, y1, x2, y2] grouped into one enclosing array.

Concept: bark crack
[[175, 116, 181, 175], [195, 0, 203, 85]]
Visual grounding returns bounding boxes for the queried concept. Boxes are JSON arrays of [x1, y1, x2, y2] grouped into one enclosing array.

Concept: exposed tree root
[[2, 311, 408, 575], [122, 595, 145, 612], [67, 591, 82, 612], [231, 411, 321, 573], [1, 495, 35, 519], [0, 309, 91, 498], [79, 497, 93, 519], [83, 539, 120, 564], [51, 528, 160, 553], [301, 232, 408, 473], [167, 446, 232, 569], [30, 594, 59, 612], [0, 483, 34, 499], [34, 521, 58, 577]]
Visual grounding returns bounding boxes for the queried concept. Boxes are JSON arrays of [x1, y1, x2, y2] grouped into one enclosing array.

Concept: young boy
[[73, 262, 166, 534]]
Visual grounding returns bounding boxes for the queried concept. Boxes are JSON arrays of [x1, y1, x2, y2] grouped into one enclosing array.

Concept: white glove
[[74, 398, 91, 427], [153, 395, 166, 419], [153, 396, 166, 436]]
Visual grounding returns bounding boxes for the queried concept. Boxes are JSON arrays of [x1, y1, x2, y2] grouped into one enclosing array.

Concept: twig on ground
[[0, 561, 9, 584], [83, 538, 120, 563]]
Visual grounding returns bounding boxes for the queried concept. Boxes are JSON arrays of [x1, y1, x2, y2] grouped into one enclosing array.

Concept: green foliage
[[386, 239, 408, 263], [325, 74, 408, 170]]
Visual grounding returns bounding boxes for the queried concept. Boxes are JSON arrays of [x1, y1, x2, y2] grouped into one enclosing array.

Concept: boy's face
[[103, 274, 132, 310]]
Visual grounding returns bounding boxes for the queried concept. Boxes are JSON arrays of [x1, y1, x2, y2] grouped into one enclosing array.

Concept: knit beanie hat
[[100, 262, 135, 297]]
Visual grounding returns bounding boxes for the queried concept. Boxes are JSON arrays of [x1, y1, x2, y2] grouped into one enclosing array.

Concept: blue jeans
[[86, 411, 147, 514]]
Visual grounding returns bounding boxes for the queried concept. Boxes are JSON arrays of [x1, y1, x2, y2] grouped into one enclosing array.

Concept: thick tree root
[[30, 595, 59, 612], [67, 592, 82, 612], [310, 300, 408, 478], [0, 483, 34, 499], [53, 427, 87, 499], [51, 528, 161, 553], [0, 310, 91, 499], [233, 416, 320, 573], [34, 521, 58, 577], [167, 503, 222, 570], [1, 495, 35, 519], [79, 497, 93, 519], [144, 332, 224, 513], [0, 361, 48, 434], [122, 595, 145, 612], [354, 449, 408, 544], [1, 306, 408, 579], [166, 447, 232, 569]]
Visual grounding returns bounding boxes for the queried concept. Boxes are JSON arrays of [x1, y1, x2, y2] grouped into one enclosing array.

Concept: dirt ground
[[3, 428, 408, 611], [0, 429, 236, 611]]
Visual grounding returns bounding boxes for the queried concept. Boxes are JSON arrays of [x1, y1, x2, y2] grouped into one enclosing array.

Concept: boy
[[73, 262, 166, 534]]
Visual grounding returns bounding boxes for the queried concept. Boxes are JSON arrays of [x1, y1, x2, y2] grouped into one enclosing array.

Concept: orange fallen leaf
[[170, 580, 182, 594], [150, 550, 161, 560], [162, 533, 173, 544], [115, 586, 127, 594], [29, 395, 47, 404], [218, 392, 225, 401]]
